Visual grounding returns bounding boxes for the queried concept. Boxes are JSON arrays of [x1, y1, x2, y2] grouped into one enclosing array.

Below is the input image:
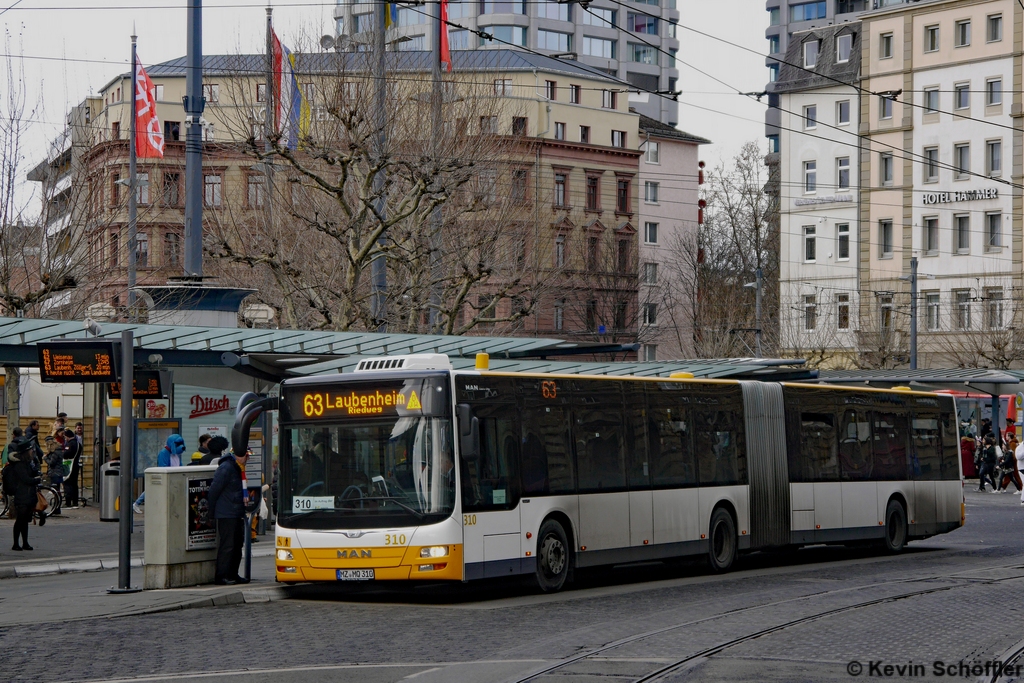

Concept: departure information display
[[38, 341, 118, 383], [109, 371, 167, 399], [280, 376, 450, 422]]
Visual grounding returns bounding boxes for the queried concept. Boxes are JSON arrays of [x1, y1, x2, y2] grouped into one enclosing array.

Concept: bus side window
[[520, 379, 575, 495], [694, 386, 746, 486], [911, 413, 942, 480], [647, 384, 695, 487], [872, 411, 910, 480], [624, 385, 650, 489], [461, 403, 520, 512], [839, 408, 872, 480], [939, 409, 962, 480], [573, 380, 627, 493], [799, 413, 838, 481]]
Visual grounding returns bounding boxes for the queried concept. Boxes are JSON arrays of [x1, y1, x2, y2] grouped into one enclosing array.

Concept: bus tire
[[882, 499, 907, 553], [535, 519, 570, 593], [707, 507, 737, 572]]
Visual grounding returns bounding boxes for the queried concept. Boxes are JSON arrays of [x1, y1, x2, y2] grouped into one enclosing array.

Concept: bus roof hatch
[[353, 353, 453, 373]]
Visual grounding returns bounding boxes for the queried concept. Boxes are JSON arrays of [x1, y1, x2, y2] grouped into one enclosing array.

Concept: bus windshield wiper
[[285, 508, 340, 520], [352, 496, 426, 519]]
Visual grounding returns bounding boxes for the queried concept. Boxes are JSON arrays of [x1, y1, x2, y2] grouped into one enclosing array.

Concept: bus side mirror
[[457, 404, 480, 460]]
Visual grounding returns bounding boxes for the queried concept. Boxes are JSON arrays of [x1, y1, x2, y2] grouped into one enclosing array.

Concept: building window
[[986, 212, 1002, 249], [837, 156, 850, 190], [554, 173, 567, 207], [616, 177, 630, 212], [645, 140, 660, 164], [544, 80, 557, 100], [511, 116, 528, 136], [836, 33, 852, 63], [642, 303, 658, 326], [493, 79, 513, 96], [924, 88, 939, 114], [804, 226, 816, 262], [135, 231, 149, 268], [987, 79, 1002, 106], [111, 120, 121, 140], [630, 43, 658, 65], [480, 0, 526, 14], [880, 295, 894, 330], [804, 295, 817, 331], [879, 95, 893, 120], [109, 231, 119, 268], [538, 29, 571, 51], [879, 219, 893, 257], [203, 83, 219, 104], [644, 181, 659, 204], [256, 83, 267, 103], [554, 121, 565, 140], [768, 35, 780, 54], [555, 234, 566, 267], [769, 64, 779, 82], [954, 143, 970, 178], [837, 293, 850, 330], [163, 172, 181, 206], [553, 299, 565, 330], [987, 140, 1002, 176], [804, 160, 816, 193], [479, 116, 497, 134], [136, 172, 149, 205], [880, 153, 893, 186], [924, 25, 939, 52], [644, 221, 658, 244], [790, 1, 826, 21], [617, 239, 630, 273], [627, 12, 657, 34], [569, 84, 581, 104], [804, 104, 817, 129], [837, 100, 850, 125], [954, 83, 970, 109], [247, 174, 265, 208], [879, 32, 893, 59], [602, 90, 617, 109], [583, 6, 614, 26], [924, 216, 939, 255], [769, 7, 779, 25], [511, 168, 529, 204], [449, 29, 469, 48], [586, 175, 600, 210], [202, 123, 215, 142], [954, 290, 971, 330], [582, 36, 616, 59], [803, 40, 819, 68], [922, 146, 938, 182], [579, 125, 590, 144], [955, 214, 970, 252], [986, 289, 1004, 329], [837, 224, 850, 260], [955, 19, 970, 47], [643, 262, 658, 285], [477, 169, 497, 203], [203, 174, 222, 207], [587, 235, 600, 271], [643, 344, 657, 361], [611, 130, 626, 148], [925, 293, 940, 330], [110, 172, 120, 205], [988, 14, 1003, 42], [164, 232, 180, 267]]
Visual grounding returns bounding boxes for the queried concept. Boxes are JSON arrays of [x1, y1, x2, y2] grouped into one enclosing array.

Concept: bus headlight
[[419, 546, 449, 558], [277, 549, 294, 561]]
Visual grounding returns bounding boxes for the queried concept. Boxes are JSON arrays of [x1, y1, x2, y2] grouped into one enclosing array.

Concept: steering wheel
[[299, 481, 325, 496], [340, 484, 365, 500]]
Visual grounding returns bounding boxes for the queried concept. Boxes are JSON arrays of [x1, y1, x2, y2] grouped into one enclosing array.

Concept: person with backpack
[[4, 438, 41, 550], [978, 435, 999, 492]]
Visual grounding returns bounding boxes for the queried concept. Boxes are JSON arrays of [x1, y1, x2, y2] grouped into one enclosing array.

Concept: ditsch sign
[[189, 394, 232, 419]]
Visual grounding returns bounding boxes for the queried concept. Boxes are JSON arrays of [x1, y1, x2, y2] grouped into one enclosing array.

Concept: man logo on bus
[[542, 381, 557, 399], [338, 549, 372, 558]]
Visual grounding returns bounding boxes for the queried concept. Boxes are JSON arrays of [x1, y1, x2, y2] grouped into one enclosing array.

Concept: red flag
[[440, 0, 452, 72], [134, 58, 164, 158]]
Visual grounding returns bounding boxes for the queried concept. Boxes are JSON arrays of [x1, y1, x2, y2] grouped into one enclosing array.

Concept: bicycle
[[0, 483, 61, 519]]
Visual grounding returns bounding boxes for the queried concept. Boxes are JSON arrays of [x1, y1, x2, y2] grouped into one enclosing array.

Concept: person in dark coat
[[200, 436, 229, 466], [61, 428, 83, 508], [207, 449, 250, 585], [5, 439, 40, 551], [979, 435, 999, 492]]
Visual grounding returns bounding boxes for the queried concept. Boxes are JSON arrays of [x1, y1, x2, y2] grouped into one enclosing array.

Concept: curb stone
[[2, 547, 274, 579]]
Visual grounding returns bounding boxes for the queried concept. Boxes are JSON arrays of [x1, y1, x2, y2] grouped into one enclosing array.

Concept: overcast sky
[[3, 0, 766, 214]]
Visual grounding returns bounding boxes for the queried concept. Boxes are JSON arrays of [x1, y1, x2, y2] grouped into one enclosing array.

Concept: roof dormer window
[[803, 39, 819, 68], [836, 33, 853, 63]]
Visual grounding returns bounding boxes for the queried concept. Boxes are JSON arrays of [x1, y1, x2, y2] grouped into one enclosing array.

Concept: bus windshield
[[281, 415, 455, 529]]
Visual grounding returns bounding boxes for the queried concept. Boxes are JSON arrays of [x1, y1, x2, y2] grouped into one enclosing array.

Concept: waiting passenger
[[978, 436, 998, 492]]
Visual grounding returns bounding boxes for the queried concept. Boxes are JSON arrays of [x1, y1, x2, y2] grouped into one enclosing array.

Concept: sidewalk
[[0, 504, 275, 579]]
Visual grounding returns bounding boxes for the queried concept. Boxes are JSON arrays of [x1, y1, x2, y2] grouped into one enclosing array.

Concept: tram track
[[511, 560, 1024, 683]]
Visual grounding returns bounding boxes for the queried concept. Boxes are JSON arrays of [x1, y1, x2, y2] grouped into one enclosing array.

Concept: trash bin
[[100, 460, 120, 522]]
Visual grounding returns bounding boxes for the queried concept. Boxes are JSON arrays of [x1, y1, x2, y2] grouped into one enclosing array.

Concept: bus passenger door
[[625, 386, 653, 546], [460, 403, 522, 580], [839, 408, 878, 531]]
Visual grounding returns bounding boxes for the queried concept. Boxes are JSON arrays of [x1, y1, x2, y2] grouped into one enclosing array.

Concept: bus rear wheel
[[707, 508, 737, 572], [535, 519, 570, 593], [882, 499, 907, 553]]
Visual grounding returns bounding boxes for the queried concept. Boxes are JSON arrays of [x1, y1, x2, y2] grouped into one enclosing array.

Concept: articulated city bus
[[268, 354, 964, 592]]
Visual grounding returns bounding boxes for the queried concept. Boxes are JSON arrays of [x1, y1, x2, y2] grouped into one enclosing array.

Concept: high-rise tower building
[[332, 0, 681, 125]]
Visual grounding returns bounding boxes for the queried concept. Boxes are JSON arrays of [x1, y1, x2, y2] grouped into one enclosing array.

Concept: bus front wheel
[[535, 519, 570, 593], [707, 508, 737, 572], [882, 499, 907, 553]]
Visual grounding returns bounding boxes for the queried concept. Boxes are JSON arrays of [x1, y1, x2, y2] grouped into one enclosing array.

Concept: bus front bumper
[[275, 542, 464, 582]]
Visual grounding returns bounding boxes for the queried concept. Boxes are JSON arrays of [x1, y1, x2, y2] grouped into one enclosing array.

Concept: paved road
[[2, 487, 1023, 683]]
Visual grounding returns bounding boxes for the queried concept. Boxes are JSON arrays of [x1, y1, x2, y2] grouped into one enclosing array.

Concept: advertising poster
[[186, 476, 217, 550], [134, 420, 183, 477], [173, 384, 246, 455]]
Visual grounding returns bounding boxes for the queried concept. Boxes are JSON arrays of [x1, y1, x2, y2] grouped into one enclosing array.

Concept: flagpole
[[370, 0, 388, 331], [427, 0, 443, 332], [127, 33, 139, 322]]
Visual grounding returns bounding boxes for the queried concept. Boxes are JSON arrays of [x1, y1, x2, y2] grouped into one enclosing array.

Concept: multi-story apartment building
[[777, 23, 862, 364], [859, 0, 1019, 367], [334, 2, 681, 125], [29, 50, 668, 345], [636, 114, 708, 361]]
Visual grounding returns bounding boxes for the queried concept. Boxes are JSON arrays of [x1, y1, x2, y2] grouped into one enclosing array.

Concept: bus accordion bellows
[[264, 354, 964, 592]]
